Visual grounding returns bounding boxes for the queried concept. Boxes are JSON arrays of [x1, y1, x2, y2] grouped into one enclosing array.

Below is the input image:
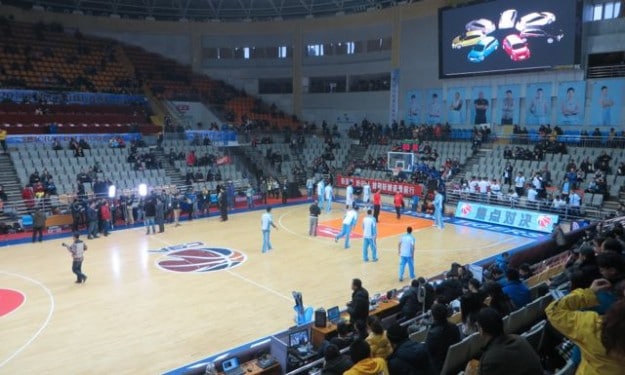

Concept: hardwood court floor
[[0, 203, 533, 374]]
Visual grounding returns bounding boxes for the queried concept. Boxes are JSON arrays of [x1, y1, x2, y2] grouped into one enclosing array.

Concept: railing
[[587, 64, 625, 79]]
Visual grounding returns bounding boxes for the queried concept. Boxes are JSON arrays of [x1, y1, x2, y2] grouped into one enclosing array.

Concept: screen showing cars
[[439, 0, 580, 78]]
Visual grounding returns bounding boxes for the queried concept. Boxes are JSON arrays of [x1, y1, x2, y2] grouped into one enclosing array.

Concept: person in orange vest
[[372, 189, 382, 222], [393, 191, 405, 220]]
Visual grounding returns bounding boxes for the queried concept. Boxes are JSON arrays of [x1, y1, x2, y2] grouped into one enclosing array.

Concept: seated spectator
[[482, 281, 515, 316], [78, 139, 90, 150], [51, 139, 62, 151], [321, 344, 353, 375], [475, 308, 543, 374], [365, 316, 393, 359], [518, 263, 533, 280], [398, 277, 434, 320], [436, 271, 463, 304], [460, 278, 485, 335], [502, 269, 531, 309], [546, 279, 625, 374], [426, 303, 461, 373], [495, 252, 510, 273], [330, 321, 356, 350], [344, 339, 389, 375], [385, 323, 430, 375]]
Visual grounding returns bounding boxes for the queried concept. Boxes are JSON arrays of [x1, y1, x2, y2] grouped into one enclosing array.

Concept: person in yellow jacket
[[344, 339, 390, 375], [0, 128, 7, 154], [545, 279, 625, 375], [365, 316, 393, 359]]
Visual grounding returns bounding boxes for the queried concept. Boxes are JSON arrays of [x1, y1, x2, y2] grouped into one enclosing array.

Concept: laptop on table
[[221, 357, 245, 375]]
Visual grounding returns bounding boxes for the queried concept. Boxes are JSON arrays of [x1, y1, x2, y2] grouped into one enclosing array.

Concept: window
[[278, 46, 288, 58], [592, 1, 622, 21], [307, 44, 324, 57]]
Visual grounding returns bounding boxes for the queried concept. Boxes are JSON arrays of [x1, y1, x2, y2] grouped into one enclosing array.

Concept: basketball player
[[433, 190, 444, 229], [362, 209, 377, 262], [335, 205, 358, 249], [308, 200, 321, 236], [372, 189, 381, 222], [62, 232, 88, 283], [345, 181, 354, 208], [317, 179, 325, 207], [398, 226, 415, 282], [324, 182, 334, 213], [362, 181, 371, 207], [261, 207, 277, 253]]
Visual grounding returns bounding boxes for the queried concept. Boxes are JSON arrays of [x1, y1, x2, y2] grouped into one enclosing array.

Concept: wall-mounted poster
[[405, 90, 422, 125], [497, 84, 520, 125], [525, 82, 552, 126], [471, 86, 491, 125], [557, 81, 585, 126], [590, 79, 624, 127], [425, 89, 443, 124], [447, 87, 466, 125]]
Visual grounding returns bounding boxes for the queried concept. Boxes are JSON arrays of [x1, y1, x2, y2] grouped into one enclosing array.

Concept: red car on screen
[[503, 34, 531, 61]]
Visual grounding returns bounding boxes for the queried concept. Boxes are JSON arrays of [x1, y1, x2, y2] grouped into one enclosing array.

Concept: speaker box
[[314, 308, 327, 328]]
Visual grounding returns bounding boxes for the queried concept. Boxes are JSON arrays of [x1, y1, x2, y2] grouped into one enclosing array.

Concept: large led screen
[[439, 0, 581, 78]]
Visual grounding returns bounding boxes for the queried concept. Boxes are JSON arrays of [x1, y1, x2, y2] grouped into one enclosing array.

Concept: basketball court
[[0, 202, 536, 374]]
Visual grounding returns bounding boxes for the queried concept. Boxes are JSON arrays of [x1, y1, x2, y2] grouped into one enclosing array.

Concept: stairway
[[341, 143, 368, 173], [0, 153, 25, 222], [152, 147, 186, 189]]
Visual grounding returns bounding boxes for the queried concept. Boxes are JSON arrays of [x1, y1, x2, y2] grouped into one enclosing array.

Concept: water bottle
[[204, 362, 216, 375]]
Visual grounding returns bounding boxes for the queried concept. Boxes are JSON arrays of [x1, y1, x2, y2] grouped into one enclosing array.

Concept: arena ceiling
[[9, 0, 408, 22]]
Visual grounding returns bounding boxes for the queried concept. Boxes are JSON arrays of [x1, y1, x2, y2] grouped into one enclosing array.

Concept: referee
[[308, 200, 321, 236]]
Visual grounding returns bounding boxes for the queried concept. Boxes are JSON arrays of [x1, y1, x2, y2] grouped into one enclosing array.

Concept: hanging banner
[[389, 69, 400, 125]]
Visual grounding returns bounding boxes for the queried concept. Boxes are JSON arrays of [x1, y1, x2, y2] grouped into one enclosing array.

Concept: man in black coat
[[398, 277, 435, 320], [386, 323, 432, 375], [347, 278, 369, 331], [218, 188, 228, 222], [425, 303, 461, 374], [476, 308, 543, 375]]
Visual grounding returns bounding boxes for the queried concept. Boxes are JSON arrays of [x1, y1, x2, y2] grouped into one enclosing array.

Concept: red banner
[[336, 175, 423, 197]]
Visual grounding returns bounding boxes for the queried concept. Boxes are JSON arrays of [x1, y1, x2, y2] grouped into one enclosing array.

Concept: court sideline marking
[[0, 271, 55, 369], [147, 232, 292, 303]]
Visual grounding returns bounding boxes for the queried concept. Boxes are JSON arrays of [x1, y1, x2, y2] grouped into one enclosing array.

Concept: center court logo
[[151, 242, 247, 273]]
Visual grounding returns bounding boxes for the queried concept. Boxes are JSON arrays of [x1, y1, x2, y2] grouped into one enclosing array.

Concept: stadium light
[[138, 184, 148, 197], [108, 185, 116, 199]]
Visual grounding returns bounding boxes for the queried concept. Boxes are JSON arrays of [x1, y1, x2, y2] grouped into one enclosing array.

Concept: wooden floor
[[0, 202, 533, 374]]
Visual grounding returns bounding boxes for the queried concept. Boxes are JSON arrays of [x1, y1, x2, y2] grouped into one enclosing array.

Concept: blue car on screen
[[467, 36, 499, 63]]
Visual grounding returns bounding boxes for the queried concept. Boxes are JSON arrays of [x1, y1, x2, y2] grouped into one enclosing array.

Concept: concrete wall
[[2, 1, 625, 128]]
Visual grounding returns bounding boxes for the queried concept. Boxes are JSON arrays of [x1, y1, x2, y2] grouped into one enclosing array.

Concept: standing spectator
[[156, 198, 165, 233], [218, 187, 228, 222], [393, 191, 404, 220], [87, 203, 99, 239], [426, 303, 461, 374], [308, 200, 321, 236], [143, 197, 156, 235], [385, 323, 431, 375], [62, 233, 88, 284], [32, 208, 46, 243], [22, 184, 35, 211], [373, 189, 382, 222], [344, 340, 389, 375], [0, 128, 6, 154], [99, 201, 111, 236], [347, 279, 370, 329], [474, 308, 543, 374], [0, 184, 7, 211], [260, 207, 277, 253]]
